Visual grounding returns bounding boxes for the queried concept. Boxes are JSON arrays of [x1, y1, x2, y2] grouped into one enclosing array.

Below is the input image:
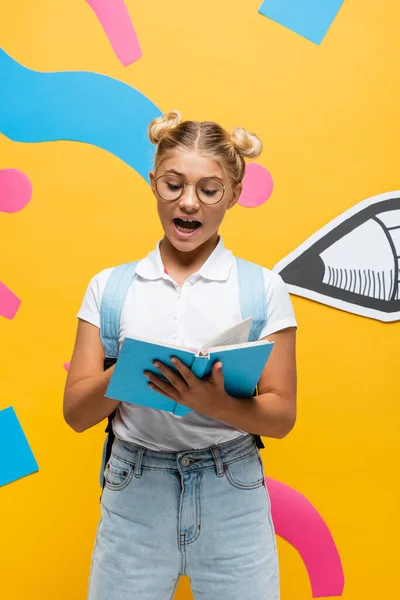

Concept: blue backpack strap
[[236, 257, 267, 451], [236, 257, 267, 341], [99, 261, 138, 489], [100, 261, 139, 358]]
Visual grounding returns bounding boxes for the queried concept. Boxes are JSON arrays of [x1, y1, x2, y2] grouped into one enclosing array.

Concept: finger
[[145, 371, 178, 399], [211, 361, 224, 388], [147, 381, 177, 402], [152, 361, 188, 394], [170, 357, 197, 387]]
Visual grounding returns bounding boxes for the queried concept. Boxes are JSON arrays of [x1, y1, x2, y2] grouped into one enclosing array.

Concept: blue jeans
[[88, 434, 279, 599]]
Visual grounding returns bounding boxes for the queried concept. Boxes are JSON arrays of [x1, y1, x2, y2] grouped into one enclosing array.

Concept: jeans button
[[181, 457, 190, 467]]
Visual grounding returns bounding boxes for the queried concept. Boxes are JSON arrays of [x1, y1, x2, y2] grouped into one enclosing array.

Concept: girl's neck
[[160, 234, 219, 282]]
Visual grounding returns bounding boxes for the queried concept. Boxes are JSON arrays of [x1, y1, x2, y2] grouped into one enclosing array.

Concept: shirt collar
[[198, 238, 234, 281], [135, 238, 234, 282]]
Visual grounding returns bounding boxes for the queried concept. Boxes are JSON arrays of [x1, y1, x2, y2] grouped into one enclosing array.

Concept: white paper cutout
[[273, 191, 400, 322]]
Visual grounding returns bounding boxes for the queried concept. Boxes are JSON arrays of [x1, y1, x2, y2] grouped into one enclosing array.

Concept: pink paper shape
[[85, 0, 142, 66], [266, 477, 345, 597], [239, 163, 273, 208], [64, 362, 70, 371], [0, 169, 32, 213], [0, 282, 21, 320]]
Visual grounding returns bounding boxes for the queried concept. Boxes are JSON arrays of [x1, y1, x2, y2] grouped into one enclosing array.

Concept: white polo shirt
[[77, 238, 297, 451]]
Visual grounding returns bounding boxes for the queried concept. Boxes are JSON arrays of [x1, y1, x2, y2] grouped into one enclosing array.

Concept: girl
[[64, 111, 297, 600]]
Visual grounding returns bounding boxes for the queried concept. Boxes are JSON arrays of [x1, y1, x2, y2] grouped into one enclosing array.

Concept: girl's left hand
[[144, 357, 229, 417]]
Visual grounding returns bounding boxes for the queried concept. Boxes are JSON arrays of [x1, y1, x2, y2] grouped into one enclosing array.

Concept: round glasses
[[154, 174, 228, 206]]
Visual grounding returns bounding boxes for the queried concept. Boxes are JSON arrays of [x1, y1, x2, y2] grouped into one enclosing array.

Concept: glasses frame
[[154, 174, 234, 206]]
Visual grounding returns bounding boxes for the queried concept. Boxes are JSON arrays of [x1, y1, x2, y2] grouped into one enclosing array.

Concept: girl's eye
[[168, 183, 182, 191], [199, 179, 224, 199]]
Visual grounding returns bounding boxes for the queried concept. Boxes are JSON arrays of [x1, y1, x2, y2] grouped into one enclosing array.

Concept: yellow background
[[0, 0, 398, 598]]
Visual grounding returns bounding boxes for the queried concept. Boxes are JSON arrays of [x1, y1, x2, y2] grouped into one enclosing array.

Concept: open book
[[106, 317, 274, 416]]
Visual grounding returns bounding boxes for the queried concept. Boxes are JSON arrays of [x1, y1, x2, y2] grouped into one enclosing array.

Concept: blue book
[[106, 318, 274, 416]]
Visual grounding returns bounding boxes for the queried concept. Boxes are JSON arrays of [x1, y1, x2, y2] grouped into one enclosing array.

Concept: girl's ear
[[149, 172, 157, 195], [228, 182, 242, 209]]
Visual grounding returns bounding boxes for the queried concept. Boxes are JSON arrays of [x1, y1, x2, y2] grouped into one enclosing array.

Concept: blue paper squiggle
[[0, 49, 161, 181], [259, 0, 345, 45]]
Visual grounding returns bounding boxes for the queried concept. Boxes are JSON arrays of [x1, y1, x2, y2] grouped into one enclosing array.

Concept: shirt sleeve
[[76, 271, 108, 329], [258, 270, 297, 338]]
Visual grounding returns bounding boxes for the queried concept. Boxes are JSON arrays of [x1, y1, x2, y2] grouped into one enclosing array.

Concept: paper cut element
[[274, 191, 400, 322], [267, 477, 344, 598], [64, 362, 70, 371], [259, 0, 345, 45], [85, 0, 142, 66], [0, 168, 32, 213], [239, 163, 273, 208], [0, 407, 39, 487], [0, 49, 161, 182], [0, 282, 21, 320]]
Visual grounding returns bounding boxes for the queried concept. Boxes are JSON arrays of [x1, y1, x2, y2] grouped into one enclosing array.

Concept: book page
[[125, 335, 196, 354], [208, 338, 273, 353], [200, 317, 253, 354]]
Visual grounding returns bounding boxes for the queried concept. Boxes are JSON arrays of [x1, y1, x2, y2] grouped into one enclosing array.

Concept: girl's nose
[[179, 183, 200, 210]]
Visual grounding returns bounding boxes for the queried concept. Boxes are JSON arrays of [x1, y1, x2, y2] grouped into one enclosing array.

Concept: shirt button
[[172, 333, 177, 340], [181, 457, 190, 467], [174, 315, 180, 320]]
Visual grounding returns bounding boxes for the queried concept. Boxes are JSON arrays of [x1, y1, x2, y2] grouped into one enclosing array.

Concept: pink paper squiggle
[[0, 282, 21, 320], [85, 0, 142, 66], [267, 477, 345, 598]]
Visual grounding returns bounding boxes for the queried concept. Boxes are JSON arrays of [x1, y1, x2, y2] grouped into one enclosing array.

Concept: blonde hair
[[148, 110, 262, 183]]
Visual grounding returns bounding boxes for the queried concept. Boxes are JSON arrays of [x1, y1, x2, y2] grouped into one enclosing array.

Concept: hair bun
[[148, 110, 182, 145], [230, 127, 263, 159]]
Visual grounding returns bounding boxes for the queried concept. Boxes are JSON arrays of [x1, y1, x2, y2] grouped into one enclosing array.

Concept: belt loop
[[134, 447, 145, 478], [211, 447, 224, 477]]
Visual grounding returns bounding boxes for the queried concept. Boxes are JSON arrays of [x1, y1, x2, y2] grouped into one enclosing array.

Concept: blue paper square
[[0, 407, 39, 487], [259, 0, 345, 45]]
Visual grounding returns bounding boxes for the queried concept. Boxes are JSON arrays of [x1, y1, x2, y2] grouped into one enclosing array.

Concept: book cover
[[106, 322, 274, 415]]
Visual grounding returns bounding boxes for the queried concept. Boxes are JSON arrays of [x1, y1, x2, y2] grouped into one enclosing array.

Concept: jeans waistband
[[111, 434, 258, 477]]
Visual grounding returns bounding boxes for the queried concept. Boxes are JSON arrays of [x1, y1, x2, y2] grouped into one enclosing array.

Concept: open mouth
[[172, 217, 202, 237]]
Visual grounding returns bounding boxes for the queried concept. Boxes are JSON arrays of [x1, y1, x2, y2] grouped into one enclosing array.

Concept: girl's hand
[[144, 357, 229, 416]]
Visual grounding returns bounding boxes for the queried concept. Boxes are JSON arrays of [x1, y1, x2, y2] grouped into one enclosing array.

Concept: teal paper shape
[[0, 407, 39, 487], [259, 0, 345, 45]]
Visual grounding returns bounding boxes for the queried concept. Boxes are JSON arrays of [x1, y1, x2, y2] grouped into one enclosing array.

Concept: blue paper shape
[[259, 0, 345, 45], [0, 407, 39, 487], [0, 49, 162, 182]]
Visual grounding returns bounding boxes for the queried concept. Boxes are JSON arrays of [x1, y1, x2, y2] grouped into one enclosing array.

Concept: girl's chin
[[163, 228, 215, 253], [164, 223, 204, 248], [161, 222, 219, 253]]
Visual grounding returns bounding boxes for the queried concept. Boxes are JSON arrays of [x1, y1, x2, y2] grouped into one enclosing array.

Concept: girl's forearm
[[213, 392, 296, 439], [63, 367, 119, 433]]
